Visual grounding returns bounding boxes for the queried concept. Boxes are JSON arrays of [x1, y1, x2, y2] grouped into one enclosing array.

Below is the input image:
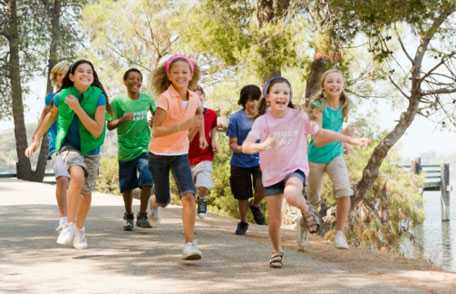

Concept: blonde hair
[[49, 61, 70, 87], [310, 69, 350, 121], [151, 58, 201, 95]]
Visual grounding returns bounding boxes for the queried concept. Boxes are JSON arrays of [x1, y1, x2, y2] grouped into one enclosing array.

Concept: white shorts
[[307, 155, 353, 207], [191, 160, 214, 190]]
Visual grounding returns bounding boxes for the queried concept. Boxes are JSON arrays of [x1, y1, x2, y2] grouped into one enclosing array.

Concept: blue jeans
[[118, 153, 154, 193], [264, 170, 306, 196], [149, 153, 195, 207]]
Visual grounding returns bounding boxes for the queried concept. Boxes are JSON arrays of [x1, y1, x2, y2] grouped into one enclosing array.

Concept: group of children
[[26, 55, 369, 267]]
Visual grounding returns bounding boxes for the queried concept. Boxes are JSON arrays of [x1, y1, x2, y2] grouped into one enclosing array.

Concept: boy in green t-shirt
[[108, 68, 157, 231]]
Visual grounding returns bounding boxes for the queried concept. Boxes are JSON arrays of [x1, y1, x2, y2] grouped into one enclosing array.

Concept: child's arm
[[65, 95, 105, 138], [313, 128, 369, 147], [32, 105, 52, 140], [241, 135, 275, 154], [152, 108, 201, 137], [211, 127, 218, 153], [25, 107, 58, 157], [188, 127, 199, 142], [107, 112, 133, 130], [197, 107, 208, 149]]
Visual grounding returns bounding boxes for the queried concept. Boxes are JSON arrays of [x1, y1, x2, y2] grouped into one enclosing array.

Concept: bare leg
[[266, 195, 284, 254], [122, 190, 133, 215], [197, 186, 209, 199], [283, 177, 309, 215], [139, 186, 151, 214], [239, 199, 249, 222], [336, 196, 350, 231], [76, 192, 92, 229], [181, 192, 196, 242], [66, 166, 85, 225], [55, 176, 68, 217]]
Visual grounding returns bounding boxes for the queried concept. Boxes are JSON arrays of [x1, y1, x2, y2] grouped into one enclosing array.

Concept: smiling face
[[124, 70, 142, 95], [167, 60, 193, 92], [54, 71, 66, 89], [267, 81, 291, 113], [322, 71, 344, 100], [69, 62, 94, 92]]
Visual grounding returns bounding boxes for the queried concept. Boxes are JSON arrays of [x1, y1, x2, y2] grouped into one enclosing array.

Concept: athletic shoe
[[56, 216, 68, 232], [197, 197, 208, 219], [56, 223, 75, 246], [73, 227, 88, 249], [235, 221, 249, 235], [335, 230, 349, 249], [149, 206, 160, 224], [296, 215, 308, 250], [136, 212, 152, 228], [123, 212, 134, 231], [249, 204, 266, 225], [182, 241, 202, 260]]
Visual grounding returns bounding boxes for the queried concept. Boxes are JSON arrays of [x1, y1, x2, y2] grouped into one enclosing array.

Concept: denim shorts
[[118, 152, 154, 193], [264, 170, 306, 196], [149, 153, 195, 207]]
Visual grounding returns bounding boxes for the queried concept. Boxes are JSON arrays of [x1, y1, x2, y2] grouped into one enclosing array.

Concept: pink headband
[[164, 54, 195, 74]]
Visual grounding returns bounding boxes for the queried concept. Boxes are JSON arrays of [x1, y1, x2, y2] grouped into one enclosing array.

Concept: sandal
[[269, 252, 284, 268], [302, 204, 320, 234]]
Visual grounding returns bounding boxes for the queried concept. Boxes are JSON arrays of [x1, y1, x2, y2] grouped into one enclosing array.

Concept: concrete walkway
[[1, 178, 455, 294]]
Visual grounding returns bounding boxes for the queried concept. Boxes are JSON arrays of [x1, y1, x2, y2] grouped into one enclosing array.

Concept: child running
[[108, 68, 156, 231], [242, 76, 368, 268], [188, 86, 218, 219], [226, 85, 266, 236], [307, 69, 358, 249], [31, 61, 70, 231], [149, 54, 207, 260], [25, 59, 108, 249]]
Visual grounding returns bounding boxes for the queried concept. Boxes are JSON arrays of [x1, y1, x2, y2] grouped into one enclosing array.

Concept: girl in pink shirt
[[242, 76, 369, 268], [149, 54, 207, 260]]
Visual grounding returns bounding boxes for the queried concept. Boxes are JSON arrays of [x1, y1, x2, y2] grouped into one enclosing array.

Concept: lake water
[[401, 166, 456, 272]]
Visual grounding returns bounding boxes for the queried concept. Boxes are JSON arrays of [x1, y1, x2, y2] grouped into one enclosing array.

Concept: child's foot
[[249, 202, 266, 225], [182, 241, 202, 260], [335, 230, 349, 249], [302, 204, 320, 234], [136, 212, 152, 228], [269, 252, 284, 268], [56, 216, 67, 232], [197, 197, 208, 219], [123, 212, 134, 231], [296, 216, 309, 250], [235, 221, 249, 235], [73, 227, 88, 249], [56, 223, 75, 246]]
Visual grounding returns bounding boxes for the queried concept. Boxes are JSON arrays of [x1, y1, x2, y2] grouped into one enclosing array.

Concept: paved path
[[1, 178, 455, 294]]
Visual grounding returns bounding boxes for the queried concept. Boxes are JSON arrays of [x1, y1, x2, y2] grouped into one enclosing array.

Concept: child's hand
[[65, 95, 80, 111], [24, 140, 40, 158], [122, 112, 134, 122], [199, 136, 208, 150], [343, 143, 352, 155], [259, 135, 275, 151], [349, 137, 370, 147]]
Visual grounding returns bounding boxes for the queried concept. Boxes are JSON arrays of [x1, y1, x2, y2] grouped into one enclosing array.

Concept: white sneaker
[[149, 206, 160, 224], [182, 241, 202, 260], [335, 230, 349, 249], [73, 227, 88, 249], [296, 216, 308, 250], [56, 223, 75, 246], [56, 217, 68, 232]]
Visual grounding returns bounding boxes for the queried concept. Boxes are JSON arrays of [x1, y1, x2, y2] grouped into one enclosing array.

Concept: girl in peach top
[[150, 54, 207, 260]]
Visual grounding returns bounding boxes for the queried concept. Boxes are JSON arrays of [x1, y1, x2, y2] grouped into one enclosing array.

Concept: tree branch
[[422, 87, 456, 96], [388, 76, 410, 99]]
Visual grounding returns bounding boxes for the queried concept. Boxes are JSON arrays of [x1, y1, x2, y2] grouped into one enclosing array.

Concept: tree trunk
[[305, 51, 332, 99]]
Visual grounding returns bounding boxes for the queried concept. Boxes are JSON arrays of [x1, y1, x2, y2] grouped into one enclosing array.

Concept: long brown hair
[[151, 56, 201, 95], [309, 69, 349, 121]]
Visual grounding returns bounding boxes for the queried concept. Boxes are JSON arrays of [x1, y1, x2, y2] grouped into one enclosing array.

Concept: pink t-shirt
[[150, 85, 201, 155], [247, 108, 320, 187]]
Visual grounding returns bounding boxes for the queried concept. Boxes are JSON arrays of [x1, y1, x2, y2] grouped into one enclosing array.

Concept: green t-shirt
[[111, 93, 156, 161], [308, 105, 344, 164]]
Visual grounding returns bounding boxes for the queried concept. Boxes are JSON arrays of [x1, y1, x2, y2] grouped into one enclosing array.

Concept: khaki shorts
[[57, 147, 100, 194], [191, 160, 214, 190], [50, 153, 70, 178], [307, 156, 353, 207]]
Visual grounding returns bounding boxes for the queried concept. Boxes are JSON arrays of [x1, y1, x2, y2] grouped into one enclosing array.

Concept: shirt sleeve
[[226, 115, 238, 138], [302, 111, 320, 135], [157, 94, 169, 112], [97, 94, 107, 107], [246, 116, 264, 142], [150, 97, 157, 113], [45, 93, 54, 107]]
